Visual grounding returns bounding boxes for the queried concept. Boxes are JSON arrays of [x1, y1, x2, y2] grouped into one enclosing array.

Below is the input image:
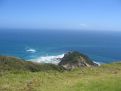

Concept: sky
[[0, 0, 121, 31]]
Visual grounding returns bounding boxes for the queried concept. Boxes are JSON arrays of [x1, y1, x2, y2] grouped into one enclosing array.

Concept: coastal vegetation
[[0, 52, 121, 91]]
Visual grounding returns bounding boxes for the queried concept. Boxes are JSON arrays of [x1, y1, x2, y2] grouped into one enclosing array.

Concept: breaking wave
[[26, 48, 37, 53], [29, 54, 64, 64]]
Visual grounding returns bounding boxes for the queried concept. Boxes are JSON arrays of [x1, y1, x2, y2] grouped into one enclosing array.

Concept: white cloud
[[80, 24, 87, 27]]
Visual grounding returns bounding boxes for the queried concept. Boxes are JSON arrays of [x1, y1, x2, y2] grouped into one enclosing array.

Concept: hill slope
[[0, 56, 63, 73], [0, 55, 121, 91]]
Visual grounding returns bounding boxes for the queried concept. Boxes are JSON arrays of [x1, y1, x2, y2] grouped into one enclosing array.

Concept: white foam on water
[[26, 48, 37, 53], [28, 51, 101, 65], [29, 54, 64, 64], [93, 61, 101, 66]]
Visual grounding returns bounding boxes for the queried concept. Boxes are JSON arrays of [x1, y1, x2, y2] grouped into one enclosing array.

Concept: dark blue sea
[[0, 29, 121, 64]]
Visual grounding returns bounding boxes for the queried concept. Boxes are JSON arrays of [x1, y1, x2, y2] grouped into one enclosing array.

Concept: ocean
[[0, 29, 121, 64]]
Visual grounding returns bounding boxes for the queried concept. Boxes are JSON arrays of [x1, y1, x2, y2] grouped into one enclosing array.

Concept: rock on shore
[[59, 51, 98, 70]]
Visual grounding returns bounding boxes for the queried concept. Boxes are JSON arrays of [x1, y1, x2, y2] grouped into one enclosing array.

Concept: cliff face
[[59, 51, 98, 70]]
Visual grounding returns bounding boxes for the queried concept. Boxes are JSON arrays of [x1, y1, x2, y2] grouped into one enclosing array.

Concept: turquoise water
[[0, 29, 121, 63]]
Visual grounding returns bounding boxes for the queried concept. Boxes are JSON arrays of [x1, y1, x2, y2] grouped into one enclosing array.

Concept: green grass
[[0, 56, 63, 73], [0, 62, 121, 91]]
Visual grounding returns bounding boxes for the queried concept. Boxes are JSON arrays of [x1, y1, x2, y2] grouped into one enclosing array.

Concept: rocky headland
[[0, 51, 99, 72]]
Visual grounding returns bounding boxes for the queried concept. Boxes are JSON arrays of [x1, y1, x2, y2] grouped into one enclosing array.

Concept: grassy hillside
[[0, 59, 121, 91], [0, 56, 63, 73]]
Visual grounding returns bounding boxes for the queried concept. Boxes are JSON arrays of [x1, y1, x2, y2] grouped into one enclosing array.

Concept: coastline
[[1, 52, 121, 91]]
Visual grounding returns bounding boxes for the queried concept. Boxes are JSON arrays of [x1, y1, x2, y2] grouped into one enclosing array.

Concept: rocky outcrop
[[0, 51, 98, 72], [59, 51, 98, 70]]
